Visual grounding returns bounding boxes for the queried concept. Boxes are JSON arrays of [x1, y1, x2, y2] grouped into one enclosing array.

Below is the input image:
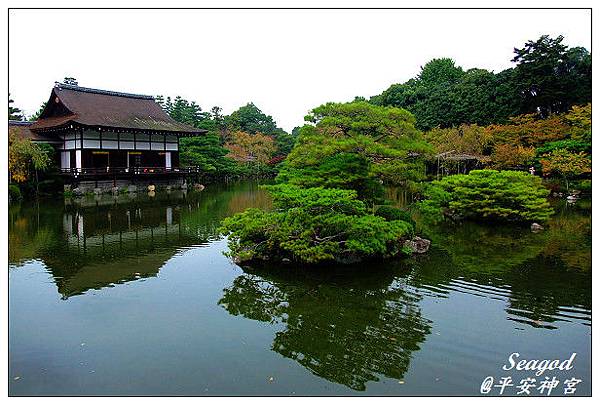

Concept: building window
[[83, 139, 101, 148]]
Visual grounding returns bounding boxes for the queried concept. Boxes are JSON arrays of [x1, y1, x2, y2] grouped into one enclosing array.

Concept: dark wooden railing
[[60, 167, 202, 176]]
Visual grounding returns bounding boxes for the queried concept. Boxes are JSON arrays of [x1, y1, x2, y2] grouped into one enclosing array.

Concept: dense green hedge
[[420, 170, 554, 222], [220, 185, 415, 264]]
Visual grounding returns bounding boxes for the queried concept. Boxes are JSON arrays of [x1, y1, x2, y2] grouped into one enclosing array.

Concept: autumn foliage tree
[[540, 149, 591, 191], [490, 144, 536, 170], [425, 124, 493, 156], [562, 103, 591, 143], [8, 129, 52, 194], [485, 113, 569, 148], [225, 131, 276, 174]]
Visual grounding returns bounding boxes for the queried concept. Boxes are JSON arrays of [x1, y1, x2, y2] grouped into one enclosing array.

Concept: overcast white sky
[[8, 9, 591, 132]]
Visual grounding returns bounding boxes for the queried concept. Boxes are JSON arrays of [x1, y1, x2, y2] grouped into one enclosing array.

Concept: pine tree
[[9, 93, 24, 121]]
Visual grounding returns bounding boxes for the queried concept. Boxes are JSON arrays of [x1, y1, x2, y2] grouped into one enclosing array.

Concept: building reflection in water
[[9, 182, 273, 299]]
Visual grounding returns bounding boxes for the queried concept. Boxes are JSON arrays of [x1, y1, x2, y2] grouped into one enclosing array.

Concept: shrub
[[420, 170, 554, 222], [9, 184, 22, 202], [277, 152, 386, 204], [375, 206, 416, 228], [220, 184, 415, 264], [573, 179, 592, 193]]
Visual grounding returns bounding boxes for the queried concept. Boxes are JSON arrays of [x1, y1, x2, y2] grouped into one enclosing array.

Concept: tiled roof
[[30, 84, 206, 134]]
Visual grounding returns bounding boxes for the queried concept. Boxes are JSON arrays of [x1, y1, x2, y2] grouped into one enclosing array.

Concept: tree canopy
[[157, 96, 296, 179], [278, 101, 432, 201], [8, 129, 52, 183], [220, 184, 414, 264], [512, 35, 591, 116], [420, 170, 554, 223], [370, 35, 590, 130]]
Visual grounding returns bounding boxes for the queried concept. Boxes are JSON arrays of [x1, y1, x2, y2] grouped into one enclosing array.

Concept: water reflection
[[414, 199, 591, 328], [217, 198, 590, 390], [219, 265, 431, 391], [9, 182, 272, 298], [8, 183, 591, 394]]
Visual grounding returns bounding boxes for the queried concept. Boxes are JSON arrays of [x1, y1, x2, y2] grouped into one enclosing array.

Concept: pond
[[9, 181, 591, 396]]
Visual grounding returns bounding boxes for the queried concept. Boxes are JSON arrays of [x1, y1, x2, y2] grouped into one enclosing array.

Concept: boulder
[[531, 223, 544, 232], [403, 236, 431, 254], [147, 184, 156, 192], [194, 183, 205, 191]]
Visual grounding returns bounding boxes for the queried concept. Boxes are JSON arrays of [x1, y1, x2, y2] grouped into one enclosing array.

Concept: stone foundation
[[67, 178, 187, 195]]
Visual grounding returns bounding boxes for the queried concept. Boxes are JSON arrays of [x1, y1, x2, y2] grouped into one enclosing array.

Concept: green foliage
[[371, 35, 590, 130], [179, 133, 240, 177], [278, 151, 384, 203], [9, 184, 22, 202], [375, 206, 415, 227], [28, 102, 47, 121], [226, 102, 280, 135], [512, 35, 591, 116], [563, 103, 591, 143], [158, 95, 211, 128], [225, 102, 294, 156], [220, 185, 414, 264], [420, 170, 554, 222], [159, 95, 294, 178], [418, 58, 464, 85], [573, 179, 592, 193], [536, 139, 591, 156], [371, 61, 520, 130], [9, 131, 53, 183], [371, 158, 428, 186], [273, 131, 298, 156], [279, 101, 431, 202], [305, 101, 422, 146], [540, 149, 591, 191], [9, 93, 24, 121]]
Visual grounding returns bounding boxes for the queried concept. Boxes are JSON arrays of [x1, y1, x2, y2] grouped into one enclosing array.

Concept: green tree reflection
[[220, 267, 432, 391], [411, 201, 591, 328]]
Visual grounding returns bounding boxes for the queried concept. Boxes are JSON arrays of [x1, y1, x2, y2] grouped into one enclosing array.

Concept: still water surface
[[9, 181, 591, 395]]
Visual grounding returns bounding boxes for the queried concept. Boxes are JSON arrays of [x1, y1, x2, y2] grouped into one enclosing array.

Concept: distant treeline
[[368, 35, 591, 130], [153, 98, 299, 179], [8, 35, 591, 192]]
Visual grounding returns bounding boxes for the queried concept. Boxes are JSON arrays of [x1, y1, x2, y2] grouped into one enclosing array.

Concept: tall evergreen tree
[[512, 35, 591, 116], [9, 94, 24, 121], [370, 35, 590, 130]]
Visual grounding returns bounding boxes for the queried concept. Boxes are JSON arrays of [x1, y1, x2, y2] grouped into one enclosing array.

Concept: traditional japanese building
[[25, 83, 206, 190]]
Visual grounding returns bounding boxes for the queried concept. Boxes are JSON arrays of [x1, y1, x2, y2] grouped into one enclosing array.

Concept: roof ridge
[[56, 84, 155, 100]]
